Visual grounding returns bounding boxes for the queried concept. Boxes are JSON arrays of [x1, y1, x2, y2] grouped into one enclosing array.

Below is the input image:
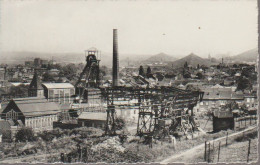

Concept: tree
[[146, 66, 152, 78], [222, 101, 239, 112], [196, 72, 203, 79], [236, 76, 252, 91], [115, 117, 126, 130], [183, 69, 191, 79], [184, 61, 188, 68], [42, 72, 55, 82], [1, 130, 12, 142], [15, 127, 36, 142], [59, 63, 78, 81], [197, 64, 200, 69], [138, 66, 145, 77], [9, 84, 29, 98]]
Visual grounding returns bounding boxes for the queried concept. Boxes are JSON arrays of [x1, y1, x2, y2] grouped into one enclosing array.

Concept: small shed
[[78, 112, 106, 128], [213, 109, 234, 132]]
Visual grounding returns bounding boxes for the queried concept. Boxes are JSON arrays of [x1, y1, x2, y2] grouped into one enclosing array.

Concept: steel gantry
[[100, 86, 204, 138]]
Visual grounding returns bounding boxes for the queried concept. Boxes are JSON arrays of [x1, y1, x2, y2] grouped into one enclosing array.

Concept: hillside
[[168, 53, 212, 68], [144, 53, 178, 63], [227, 48, 258, 62], [0, 51, 141, 67]]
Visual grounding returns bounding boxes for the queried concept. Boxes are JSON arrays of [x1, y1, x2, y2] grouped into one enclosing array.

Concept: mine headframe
[[100, 86, 204, 137], [75, 48, 100, 102]]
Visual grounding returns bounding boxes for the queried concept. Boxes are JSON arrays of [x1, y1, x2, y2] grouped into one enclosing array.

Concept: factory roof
[[78, 112, 106, 121], [1, 98, 61, 117], [42, 83, 74, 89]]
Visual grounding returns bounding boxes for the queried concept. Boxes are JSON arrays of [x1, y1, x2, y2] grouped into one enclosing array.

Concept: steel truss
[[100, 86, 204, 138], [75, 52, 100, 102]]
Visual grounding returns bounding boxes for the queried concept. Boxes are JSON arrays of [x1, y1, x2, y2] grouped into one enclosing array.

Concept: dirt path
[[160, 125, 257, 164], [0, 152, 60, 163]]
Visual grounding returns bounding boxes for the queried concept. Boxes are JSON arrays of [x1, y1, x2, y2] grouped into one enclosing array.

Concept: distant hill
[[227, 48, 258, 62], [0, 51, 149, 67], [168, 53, 212, 68], [144, 53, 178, 63]]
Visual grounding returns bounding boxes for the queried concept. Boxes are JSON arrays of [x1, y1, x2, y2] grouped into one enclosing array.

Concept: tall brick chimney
[[112, 29, 119, 87]]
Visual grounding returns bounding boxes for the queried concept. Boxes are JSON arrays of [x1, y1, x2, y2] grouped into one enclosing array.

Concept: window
[[6, 109, 18, 120]]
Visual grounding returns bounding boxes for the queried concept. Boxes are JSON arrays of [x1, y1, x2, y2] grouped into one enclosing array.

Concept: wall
[[25, 114, 58, 131], [213, 116, 234, 132], [78, 119, 106, 129], [46, 88, 75, 103]]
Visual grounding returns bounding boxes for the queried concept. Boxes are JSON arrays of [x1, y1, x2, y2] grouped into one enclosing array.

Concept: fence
[[235, 115, 257, 130], [204, 127, 257, 163]]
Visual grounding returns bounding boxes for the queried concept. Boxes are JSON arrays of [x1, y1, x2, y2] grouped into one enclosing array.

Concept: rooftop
[[78, 112, 106, 121], [42, 83, 74, 89], [2, 98, 61, 117]]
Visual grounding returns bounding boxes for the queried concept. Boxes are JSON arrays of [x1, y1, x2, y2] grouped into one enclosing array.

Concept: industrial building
[[1, 97, 61, 131], [42, 83, 75, 103]]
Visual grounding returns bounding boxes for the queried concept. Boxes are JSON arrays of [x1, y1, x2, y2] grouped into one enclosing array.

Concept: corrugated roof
[[16, 101, 60, 117], [78, 112, 106, 121], [2, 98, 61, 117], [13, 97, 48, 104], [42, 83, 74, 89]]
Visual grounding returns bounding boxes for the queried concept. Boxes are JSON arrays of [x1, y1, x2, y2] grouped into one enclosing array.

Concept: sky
[[0, 0, 258, 58]]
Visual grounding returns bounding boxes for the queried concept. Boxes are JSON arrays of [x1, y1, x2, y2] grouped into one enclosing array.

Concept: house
[[78, 112, 107, 128], [244, 93, 258, 109], [42, 83, 75, 103], [199, 88, 244, 111], [1, 97, 61, 131]]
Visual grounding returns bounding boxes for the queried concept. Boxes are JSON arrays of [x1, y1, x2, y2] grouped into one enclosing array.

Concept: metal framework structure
[[75, 48, 100, 102], [100, 86, 204, 138]]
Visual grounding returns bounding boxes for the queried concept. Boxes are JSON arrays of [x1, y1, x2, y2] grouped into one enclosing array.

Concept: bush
[[115, 117, 126, 130], [38, 128, 65, 142], [1, 130, 12, 142], [15, 127, 36, 142]]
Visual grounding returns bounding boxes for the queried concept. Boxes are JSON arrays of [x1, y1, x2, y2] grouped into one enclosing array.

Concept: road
[[160, 125, 257, 164]]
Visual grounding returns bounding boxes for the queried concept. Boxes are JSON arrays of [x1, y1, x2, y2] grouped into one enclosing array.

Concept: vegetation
[[42, 72, 55, 82], [9, 84, 29, 98], [195, 72, 204, 79], [115, 117, 126, 130], [236, 76, 252, 91], [146, 66, 153, 78], [15, 127, 36, 142], [139, 65, 145, 77]]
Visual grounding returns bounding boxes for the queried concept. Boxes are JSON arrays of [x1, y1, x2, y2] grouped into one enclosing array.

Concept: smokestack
[[113, 29, 119, 87]]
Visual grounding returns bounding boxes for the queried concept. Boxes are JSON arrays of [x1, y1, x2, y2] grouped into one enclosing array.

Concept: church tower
[[28, 72, 44, 97]]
